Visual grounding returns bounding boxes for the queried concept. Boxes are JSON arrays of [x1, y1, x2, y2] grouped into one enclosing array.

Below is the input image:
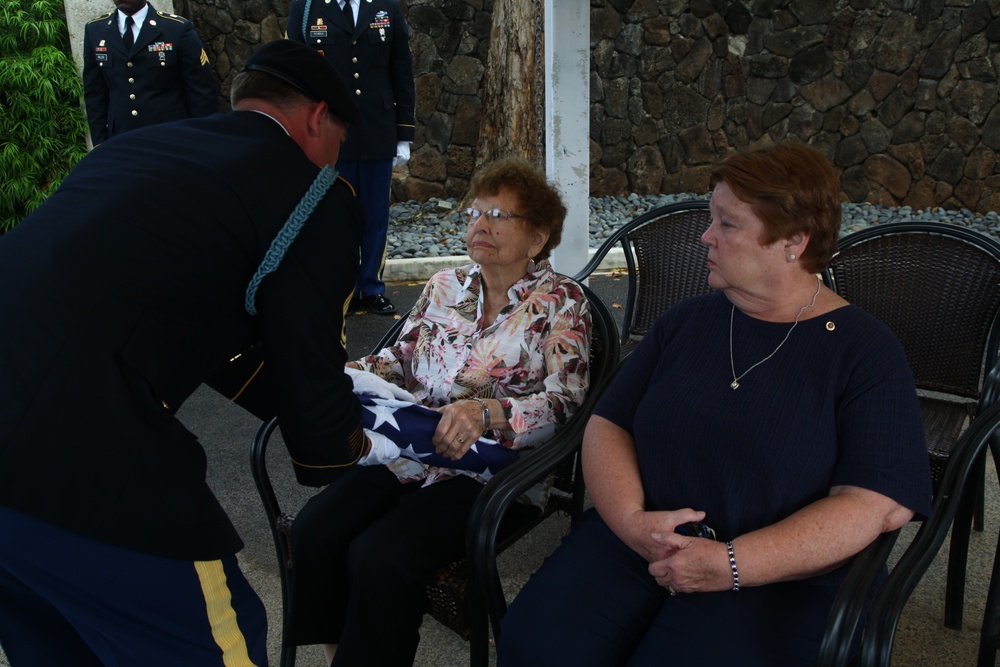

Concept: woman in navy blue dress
[[498, 143, 932, 667]]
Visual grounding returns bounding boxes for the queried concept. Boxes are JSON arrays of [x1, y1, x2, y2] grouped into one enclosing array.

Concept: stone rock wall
[[173, 0, 287, 99], [178, 0, 1000, 212], [587, 0, 1000, 213]]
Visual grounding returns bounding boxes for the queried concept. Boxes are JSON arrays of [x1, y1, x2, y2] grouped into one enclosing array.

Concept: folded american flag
[[358, 396, 519, 478]]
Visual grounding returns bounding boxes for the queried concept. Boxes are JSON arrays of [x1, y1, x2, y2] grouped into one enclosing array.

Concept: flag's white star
[[365, 403, 402, 431], [400, 442, 433, 460]]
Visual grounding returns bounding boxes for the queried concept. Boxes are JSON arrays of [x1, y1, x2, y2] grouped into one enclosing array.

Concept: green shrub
[[0, 0, 89, 233]]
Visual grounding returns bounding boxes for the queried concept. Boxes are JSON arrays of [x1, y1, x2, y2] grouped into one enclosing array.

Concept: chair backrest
[[370, 310, 409, 352], [825, 222, 1000, 400], [573, 200, 713, 356]]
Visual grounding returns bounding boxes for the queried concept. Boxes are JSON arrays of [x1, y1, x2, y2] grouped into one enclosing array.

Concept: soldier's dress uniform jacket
[[83, 3, 218, 145], [286, 0, 415, 161], [287, 0, 415, 302], [0, 111, 366, 561]]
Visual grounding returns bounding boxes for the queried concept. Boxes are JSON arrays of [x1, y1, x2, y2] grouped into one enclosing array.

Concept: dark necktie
[[342, 1, 354, 30], [123, 15, 135, 51]]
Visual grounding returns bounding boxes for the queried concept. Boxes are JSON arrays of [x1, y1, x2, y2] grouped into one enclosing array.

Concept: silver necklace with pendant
[[728, 275, 821, 390]]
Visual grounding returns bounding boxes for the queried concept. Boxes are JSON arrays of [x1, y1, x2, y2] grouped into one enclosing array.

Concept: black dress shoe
[[357, 293, 396, 315]]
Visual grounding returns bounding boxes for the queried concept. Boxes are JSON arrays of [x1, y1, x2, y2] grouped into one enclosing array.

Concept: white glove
[[393, 141, 411, 168], [358, 429, 401, 466], [346, 367, 417, 402]]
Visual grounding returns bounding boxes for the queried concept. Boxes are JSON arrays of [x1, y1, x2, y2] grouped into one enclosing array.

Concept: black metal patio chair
[[856, 398, 1000, 666], [823, 221, 1000, 631]]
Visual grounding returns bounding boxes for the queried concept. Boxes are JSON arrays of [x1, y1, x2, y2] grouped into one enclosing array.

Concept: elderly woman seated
[[286, 156, 593, 666], [498, 142, 931, 667]]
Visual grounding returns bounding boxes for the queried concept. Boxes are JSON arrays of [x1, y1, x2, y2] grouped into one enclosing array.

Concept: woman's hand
[[647, 533, 732, 594], [620, 508, 708, 564], [645, 486, 916, 594], [432, 400, 487, 460]]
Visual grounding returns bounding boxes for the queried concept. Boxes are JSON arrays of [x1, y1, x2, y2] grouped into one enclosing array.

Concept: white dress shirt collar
[[118, 3, 149, 36]]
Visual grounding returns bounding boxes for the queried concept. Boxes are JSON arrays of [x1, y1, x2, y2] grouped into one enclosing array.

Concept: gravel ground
[[387, 193, 1000, 260]]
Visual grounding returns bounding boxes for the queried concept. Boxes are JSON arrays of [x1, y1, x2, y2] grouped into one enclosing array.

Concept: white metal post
[[544, 0, 591, 278]]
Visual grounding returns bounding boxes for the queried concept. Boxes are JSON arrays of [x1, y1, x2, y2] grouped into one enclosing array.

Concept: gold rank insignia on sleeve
[[157, 10, 187, 23], [200, 48, 210, 66], [88, 10, 114, 24]]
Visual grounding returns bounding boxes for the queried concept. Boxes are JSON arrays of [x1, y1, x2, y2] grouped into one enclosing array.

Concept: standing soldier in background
[[287, 0, 415, 315], [82, 0, 218, 145]]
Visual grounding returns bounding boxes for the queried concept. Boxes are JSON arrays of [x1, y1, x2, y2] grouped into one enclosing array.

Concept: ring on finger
[[458, 437, 465, 443]]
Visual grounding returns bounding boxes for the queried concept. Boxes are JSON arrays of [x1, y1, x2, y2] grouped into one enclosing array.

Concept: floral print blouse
[[353, 259, 592, 487]]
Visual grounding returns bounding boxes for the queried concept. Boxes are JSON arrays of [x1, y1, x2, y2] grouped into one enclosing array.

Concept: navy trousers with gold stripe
[[0, 506, 267, 666]]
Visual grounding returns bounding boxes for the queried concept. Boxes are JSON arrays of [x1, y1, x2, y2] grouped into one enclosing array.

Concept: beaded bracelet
[[726, 540, 740, 592], [472, 397, 491, 432]]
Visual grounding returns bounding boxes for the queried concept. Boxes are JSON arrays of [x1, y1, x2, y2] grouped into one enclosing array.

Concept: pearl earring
[[788, 254, 796, 262]]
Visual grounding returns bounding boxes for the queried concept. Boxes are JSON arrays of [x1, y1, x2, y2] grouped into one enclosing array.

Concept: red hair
[[710, 143, 842, 273]]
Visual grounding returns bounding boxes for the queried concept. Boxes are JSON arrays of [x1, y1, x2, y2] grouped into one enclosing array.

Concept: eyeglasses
[[465, 207, 525, 224]]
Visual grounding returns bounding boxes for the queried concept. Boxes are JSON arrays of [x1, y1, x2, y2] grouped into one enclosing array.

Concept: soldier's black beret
[[242, 39, 360, 126]]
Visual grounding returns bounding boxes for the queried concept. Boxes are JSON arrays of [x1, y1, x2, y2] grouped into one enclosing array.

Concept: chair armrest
[[249, 417, 283, 530], [859, 400, 1000, 666], [465, 395, 593, 637], [572, 231, 631, 283], [980, 355, 1000, 412], [465, 354, 622, 644], [816, 529, 900, 667]]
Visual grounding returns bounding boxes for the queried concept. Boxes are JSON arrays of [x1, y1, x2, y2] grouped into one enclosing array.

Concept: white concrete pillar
[[544, 0, 590, 279]]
